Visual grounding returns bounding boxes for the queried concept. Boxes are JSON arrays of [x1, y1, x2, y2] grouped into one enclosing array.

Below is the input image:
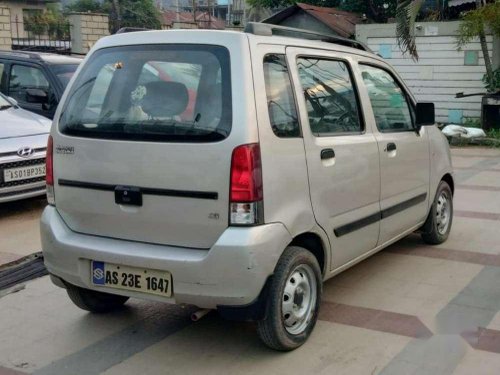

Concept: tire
[[421, 181, 453, 245], [66, 284, 129, 313], [257, 246, 322, 351]]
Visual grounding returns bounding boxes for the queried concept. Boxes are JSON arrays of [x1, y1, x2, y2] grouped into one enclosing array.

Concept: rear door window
[[59, 44, 231, 142]]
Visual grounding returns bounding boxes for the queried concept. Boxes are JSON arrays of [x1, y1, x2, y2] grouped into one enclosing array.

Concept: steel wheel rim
[[436, 191, 451, 235], [281, 264, 317, 335]]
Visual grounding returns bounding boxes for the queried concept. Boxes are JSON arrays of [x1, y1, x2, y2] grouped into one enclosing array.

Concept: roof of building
[[263, 3, 362, 38], [160, 10, 225, 30]]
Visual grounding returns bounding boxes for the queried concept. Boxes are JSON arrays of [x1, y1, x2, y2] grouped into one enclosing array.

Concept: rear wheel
[[421, 181, 453, 244], [257, 246, 322, 351], [66, 284, 129, 313]]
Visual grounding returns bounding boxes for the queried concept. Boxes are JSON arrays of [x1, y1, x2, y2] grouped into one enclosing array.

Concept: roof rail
[[244, 22, 371, 52]]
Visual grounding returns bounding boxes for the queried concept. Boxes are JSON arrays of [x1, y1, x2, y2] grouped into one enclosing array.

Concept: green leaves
[[456, 2, 500, 48], [395, 0, 424, 61]]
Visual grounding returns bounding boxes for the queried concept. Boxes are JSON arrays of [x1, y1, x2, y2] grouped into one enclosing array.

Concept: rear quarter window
[[59, 44, 231, 142]]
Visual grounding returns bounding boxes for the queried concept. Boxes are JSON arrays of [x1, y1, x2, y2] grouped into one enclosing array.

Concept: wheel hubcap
[[436, 191, 451, 235], [282, 264, 317, 335]]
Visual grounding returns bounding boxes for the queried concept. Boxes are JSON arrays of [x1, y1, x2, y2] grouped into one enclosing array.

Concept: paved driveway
[[0, 147, 499, 375]]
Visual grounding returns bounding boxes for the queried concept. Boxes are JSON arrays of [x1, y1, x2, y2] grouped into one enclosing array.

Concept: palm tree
[[396, 0, 499, 91]]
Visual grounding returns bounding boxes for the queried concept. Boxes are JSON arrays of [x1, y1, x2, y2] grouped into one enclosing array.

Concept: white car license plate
[[4, 164, 46, 182], [91, 261, 172, 297]]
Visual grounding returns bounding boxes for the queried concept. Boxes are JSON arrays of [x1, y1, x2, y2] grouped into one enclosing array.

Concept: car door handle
[[321, 148, 335, 160], [385, 143, 397, 152]]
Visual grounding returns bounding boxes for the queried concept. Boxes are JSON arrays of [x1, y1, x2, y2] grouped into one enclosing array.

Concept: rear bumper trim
[[58, 179, 218, 200]]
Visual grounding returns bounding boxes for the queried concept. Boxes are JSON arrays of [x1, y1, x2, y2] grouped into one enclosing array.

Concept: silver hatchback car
[[0, 93, 51, 203], [41, 24, 454, 350]]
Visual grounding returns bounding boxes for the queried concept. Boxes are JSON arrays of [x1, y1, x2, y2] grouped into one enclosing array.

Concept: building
[[262, 3, 363, 38], [160, 9, 225, 29], [1, 0, 59, 40], [356, 21, 498, 124]]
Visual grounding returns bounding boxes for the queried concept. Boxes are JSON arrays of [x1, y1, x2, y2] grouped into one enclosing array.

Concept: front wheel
[[421, 181, 453, 244], [257, 246, 322, 351]]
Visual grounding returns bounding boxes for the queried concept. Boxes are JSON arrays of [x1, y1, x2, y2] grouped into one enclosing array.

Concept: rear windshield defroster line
[[59, 44, 232, 143]]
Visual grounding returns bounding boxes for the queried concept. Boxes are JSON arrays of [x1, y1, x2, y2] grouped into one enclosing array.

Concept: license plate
[[3, 164, 46, 182], [91, 261, 172, 297]]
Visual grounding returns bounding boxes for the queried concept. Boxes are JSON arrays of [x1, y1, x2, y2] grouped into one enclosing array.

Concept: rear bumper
[[41, 206, 292, 308]]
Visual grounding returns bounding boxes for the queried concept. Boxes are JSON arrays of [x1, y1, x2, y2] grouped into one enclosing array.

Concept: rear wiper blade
[[0, 105, 12, 110]]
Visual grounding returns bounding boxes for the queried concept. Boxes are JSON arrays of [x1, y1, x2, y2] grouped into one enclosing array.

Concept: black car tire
[[257, 246, 322, 351], [421, 181, 453, 245]]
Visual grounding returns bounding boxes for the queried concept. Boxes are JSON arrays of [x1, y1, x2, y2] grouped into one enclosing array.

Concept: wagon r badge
[[55, 145, 75, 155]]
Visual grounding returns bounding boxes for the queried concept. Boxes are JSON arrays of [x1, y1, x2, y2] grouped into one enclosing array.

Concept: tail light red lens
[[46, 135, 54, 186], [46, 135, 55, 205], [230, 143, 263, 203], [230, 143, 263, 225]]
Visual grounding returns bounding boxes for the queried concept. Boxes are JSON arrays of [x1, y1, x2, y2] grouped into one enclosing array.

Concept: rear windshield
[[49, 64, 79, 88], [59, 44, 231, 142]]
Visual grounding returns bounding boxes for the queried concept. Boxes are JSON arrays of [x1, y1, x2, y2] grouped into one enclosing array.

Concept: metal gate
[[11, 16, 71, 55]]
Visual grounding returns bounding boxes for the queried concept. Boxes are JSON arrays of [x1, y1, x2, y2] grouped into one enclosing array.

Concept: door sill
[[325, 220, 425, 281]]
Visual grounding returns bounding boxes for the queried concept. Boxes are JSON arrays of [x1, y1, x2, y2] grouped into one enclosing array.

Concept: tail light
[[230, 143, 263, 225], [46, 135, 55, 205]]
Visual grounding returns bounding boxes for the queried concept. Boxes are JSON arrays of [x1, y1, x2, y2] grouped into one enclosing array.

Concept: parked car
[[41, 24, 454, 351], [0, 93, 51, 203], [0, 51, 81, 119]]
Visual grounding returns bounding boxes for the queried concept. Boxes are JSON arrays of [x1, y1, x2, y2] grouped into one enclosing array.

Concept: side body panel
[[428, 125, 454, 202], [249, 41, 330, 271], [286, 47, 381, 270], [354, 57, 431, 246]]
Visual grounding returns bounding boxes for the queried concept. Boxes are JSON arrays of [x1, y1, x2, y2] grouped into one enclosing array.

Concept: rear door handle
[[386, 143, 397, 152], [321, 148, 335, 160]]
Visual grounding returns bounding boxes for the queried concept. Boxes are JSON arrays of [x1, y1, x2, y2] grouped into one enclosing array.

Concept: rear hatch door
[[53, 41, 244, 249]]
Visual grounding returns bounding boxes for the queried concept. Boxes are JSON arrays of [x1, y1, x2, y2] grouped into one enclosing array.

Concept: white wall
[[356, 21, 498, 124]]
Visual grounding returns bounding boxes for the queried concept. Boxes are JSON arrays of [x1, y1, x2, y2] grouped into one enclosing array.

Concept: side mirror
[[416, 102, 435, 127], [26, 88, 48, 104]]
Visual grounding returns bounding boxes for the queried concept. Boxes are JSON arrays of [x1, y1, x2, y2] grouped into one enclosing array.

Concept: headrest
[[141, 81, 189, 118]]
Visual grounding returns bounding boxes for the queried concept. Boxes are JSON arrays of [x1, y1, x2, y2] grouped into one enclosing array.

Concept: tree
[[64, 0, 162, 33], [111, 0, 162, 32], [396, 0, 499, 93], [65, 0, 104, 13], [456, 1, 500, 92], [24, 5, 69, 38], [395, 0, 424, 60]]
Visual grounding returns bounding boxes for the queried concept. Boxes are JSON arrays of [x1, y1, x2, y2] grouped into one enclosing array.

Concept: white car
[[41, 24, 454, 350], [0, 93, 51, 203]]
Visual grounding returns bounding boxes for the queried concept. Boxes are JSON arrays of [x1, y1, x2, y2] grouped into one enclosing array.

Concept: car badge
[[17, 147, 35, 158]]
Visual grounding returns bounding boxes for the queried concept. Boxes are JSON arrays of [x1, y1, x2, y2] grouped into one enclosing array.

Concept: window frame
[[359, 62, 417, 134], [295, 55, 366, 138], [263, 53, 302, 139]]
